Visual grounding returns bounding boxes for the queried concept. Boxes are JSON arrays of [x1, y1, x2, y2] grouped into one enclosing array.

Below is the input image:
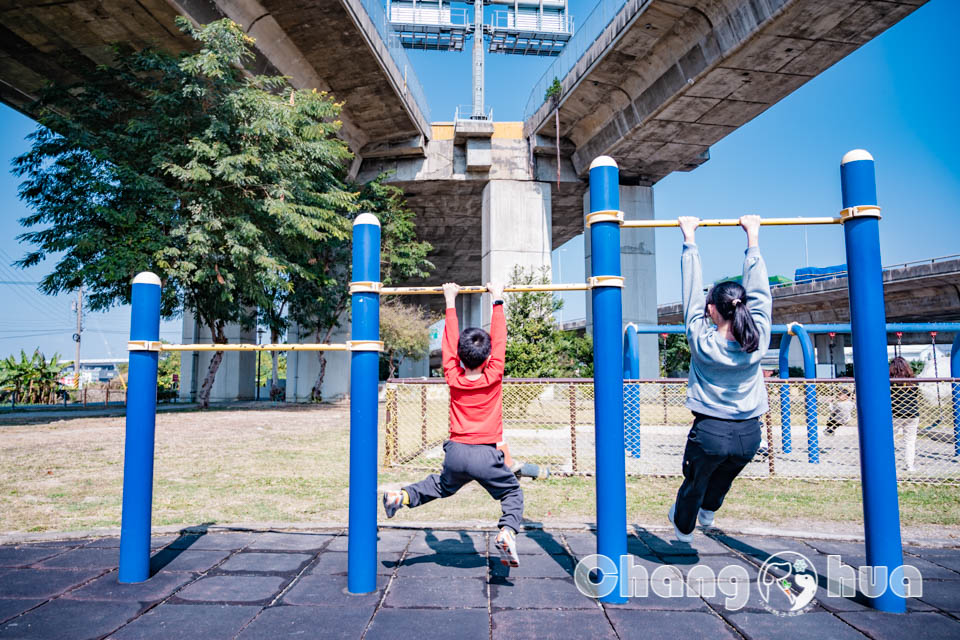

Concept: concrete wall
[[178, 309, 256, 402], [584, 184, 658, 377]]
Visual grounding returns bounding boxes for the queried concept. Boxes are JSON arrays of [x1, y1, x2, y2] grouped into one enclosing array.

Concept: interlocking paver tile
[[606, 609, 739, 640], [218, 553, 312, 573], [246, 532, 332, 552], [396, 553, 488, 578], [490, 577, 596, 609], [384, 576, 487, 608], [0, 568, 103, 599], [365, 608, 489, 640], [0, 598, 142, 640], [837, 611, 960, 640], [492, 608, 616, 639], [64, 571, 193, 602], [110, 604, 260, 639], [236, 605, 372, 640], [175, 575, 285, 603]]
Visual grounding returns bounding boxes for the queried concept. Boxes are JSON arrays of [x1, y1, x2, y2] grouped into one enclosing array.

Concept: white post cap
[[132, 272, 161, 286], [841, 149, 874, 165], [590, 156, 618, 170], [354, 213, 381, 227]]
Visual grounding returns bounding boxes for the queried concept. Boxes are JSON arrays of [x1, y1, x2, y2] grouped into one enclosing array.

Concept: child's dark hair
[[889, 356, 914, 379], [707, 281, 760, 353], [458, 327, 492, 369]]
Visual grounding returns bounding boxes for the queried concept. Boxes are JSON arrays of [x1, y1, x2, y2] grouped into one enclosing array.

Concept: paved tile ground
[[0, 527, 957, 639]]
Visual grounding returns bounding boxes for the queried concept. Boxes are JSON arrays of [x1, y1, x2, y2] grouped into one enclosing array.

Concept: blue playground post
[[588, 156, 627, 603], [623, 324, 641, 458], [777, 343, 793, 455], [119, 272, 162, 583], [841, 149, 905, 613], [785, 324, 819, 463], [348, 214, 381, 595], [953, 333, 960, 457]]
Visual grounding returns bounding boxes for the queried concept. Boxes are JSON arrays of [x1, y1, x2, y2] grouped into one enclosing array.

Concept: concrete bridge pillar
[[815, 333, 847, 376], [481, 180, 553, 329], [178, 309, 256, 402], [584, 185, 658, 377]]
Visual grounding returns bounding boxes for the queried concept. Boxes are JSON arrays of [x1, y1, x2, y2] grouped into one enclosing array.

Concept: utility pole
[[72, 287, 83, 388]]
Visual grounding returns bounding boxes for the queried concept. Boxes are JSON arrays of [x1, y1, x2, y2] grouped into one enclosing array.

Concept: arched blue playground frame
[[118, 150, 918, 613]]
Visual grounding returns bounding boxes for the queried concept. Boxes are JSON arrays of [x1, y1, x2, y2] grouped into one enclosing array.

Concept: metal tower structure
[[387, 0, 573, 120]]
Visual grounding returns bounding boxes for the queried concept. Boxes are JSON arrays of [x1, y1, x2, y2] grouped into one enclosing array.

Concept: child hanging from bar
[[668, 215, 772, 542], [383, 281, 524, 567]]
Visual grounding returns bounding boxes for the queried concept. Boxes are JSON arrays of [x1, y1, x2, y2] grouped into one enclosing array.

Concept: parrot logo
[[757, 552, 818, 615]]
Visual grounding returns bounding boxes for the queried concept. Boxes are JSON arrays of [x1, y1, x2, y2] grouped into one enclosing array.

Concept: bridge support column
[[585, 185, 657, 377], [178, 309, 256, 402], [481, 180, 552, 328], [815, 333, 847, 377]]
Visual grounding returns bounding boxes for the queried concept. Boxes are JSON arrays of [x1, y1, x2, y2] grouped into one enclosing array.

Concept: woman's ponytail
[[707, 281, 760, 353], [731, 300, 760, 353]]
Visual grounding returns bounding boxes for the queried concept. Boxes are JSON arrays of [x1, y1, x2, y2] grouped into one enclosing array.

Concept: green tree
[[157, 350, 181, 400], [13, 19, 354, 408], [288, 176, 433, 400], [380, 300, 435, 379], [659, 334, 690, 377], [503, 265, 590, 378]]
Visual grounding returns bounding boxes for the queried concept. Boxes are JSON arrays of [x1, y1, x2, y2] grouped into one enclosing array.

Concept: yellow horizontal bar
[[381, 283, 592, 295], [621, 217, 843, 228], [158, 343, 349, 352]]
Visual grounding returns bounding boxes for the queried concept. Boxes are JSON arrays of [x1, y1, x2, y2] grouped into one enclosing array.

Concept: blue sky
[[1, 0, 958, 358]]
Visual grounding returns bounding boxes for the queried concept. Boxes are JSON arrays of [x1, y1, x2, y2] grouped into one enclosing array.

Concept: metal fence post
[[841, 149, 905, 613], [348, 213, 381, 595], [568, 383, 578, 474], [952, 333, 960, 457], [420, 385, 428, 448], [588, 156, 627, 603], [118, 272, 161, 583]]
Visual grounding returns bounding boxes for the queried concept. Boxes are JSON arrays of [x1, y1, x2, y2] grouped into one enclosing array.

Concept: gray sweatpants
[[404, 440, 524, 533]]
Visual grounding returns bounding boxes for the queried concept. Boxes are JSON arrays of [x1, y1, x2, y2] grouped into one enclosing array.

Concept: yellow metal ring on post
[[839, 205, 882, 221], [585, 210, 624, 227], [349, 281, 383, 294], [127, 340, 163, 352], [347, 340, 385, 352], [588, 276, 625, 288]]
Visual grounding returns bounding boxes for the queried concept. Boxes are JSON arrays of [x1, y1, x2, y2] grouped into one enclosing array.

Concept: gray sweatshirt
[[681, 243, 772, 419]]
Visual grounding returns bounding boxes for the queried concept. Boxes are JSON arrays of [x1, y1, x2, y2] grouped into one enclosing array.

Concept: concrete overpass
[[523, 0, 928, 182], [0, 0, 432, 159]]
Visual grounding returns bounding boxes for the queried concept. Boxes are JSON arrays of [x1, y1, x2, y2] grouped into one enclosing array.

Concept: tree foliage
[[379, 300, 435, 379], [503, 265, 592, 378], [288, 175, 433, 400], [12, 18, 431, 406], [659, 334, 690, 377]]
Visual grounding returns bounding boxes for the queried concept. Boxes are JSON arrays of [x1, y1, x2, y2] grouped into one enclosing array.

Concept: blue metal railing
[[523, 0, 641, 121], [357, 0, 431, 122]]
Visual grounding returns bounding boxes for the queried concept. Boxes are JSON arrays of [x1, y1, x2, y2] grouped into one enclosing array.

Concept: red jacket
[[442, 304, 506, 444]]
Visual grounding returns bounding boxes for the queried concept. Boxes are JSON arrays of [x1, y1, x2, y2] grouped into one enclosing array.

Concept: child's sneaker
[[495, 527, 520, 567], [668, 503, 694, 543], [383, 490, 403, 519], [698, 508, 715, 527]]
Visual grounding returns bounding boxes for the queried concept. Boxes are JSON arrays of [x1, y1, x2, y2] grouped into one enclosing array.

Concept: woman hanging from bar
[[668, 215, 772, 542]]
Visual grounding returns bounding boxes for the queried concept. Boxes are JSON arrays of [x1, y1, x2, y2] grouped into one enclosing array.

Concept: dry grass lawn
[[2, 404, 959, 538]]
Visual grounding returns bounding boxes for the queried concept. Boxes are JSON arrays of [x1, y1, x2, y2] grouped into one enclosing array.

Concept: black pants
[[674, 413, 762, 535], [404, 440, 524, 532]]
